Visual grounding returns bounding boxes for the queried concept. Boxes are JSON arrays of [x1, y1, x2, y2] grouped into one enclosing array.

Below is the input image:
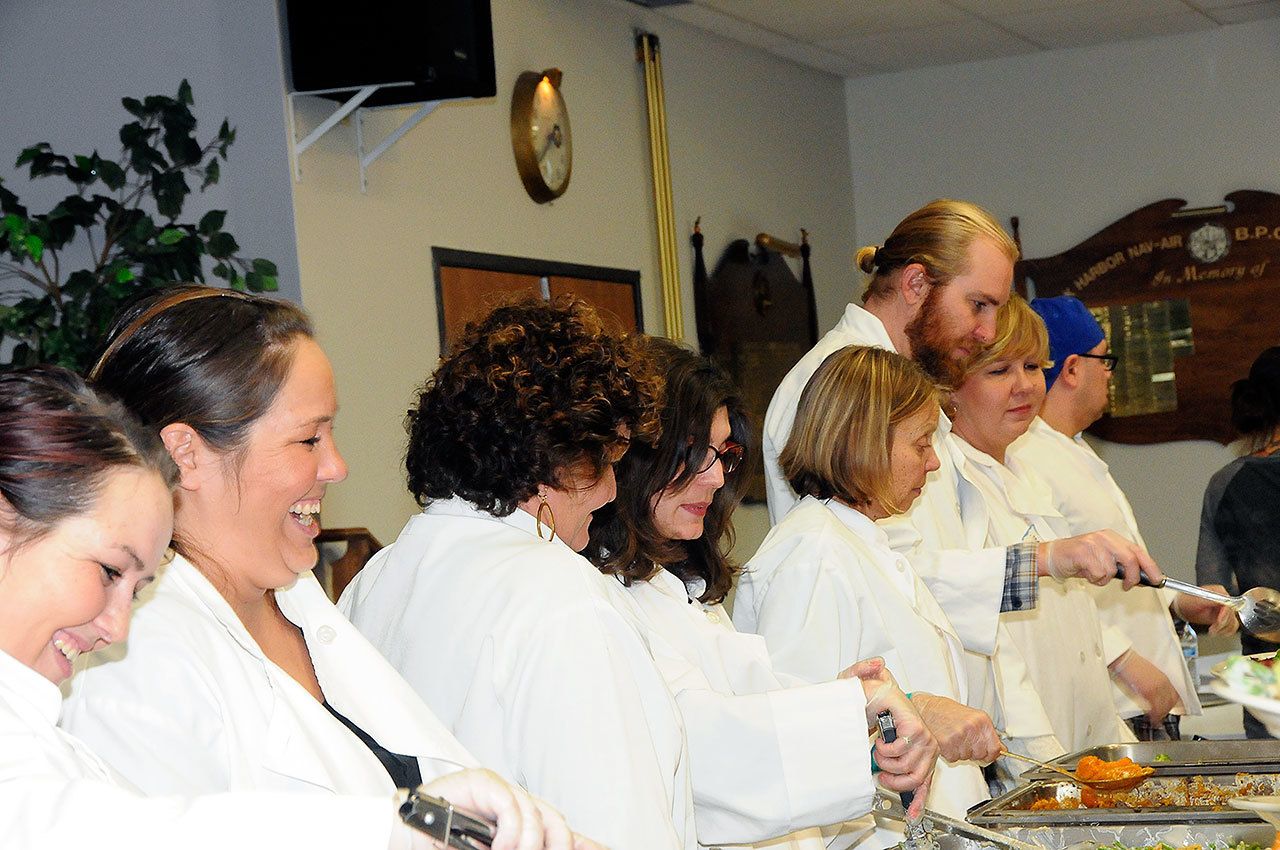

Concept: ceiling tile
[[998, 0, 1217, 47], [944, 0, 1099, 14], [698, 0, 965, 41], [765, 40, 877, 77], [1199, 0, 1280, 23], [819, 17, 1039, 73], [659, 3, 790, 49]]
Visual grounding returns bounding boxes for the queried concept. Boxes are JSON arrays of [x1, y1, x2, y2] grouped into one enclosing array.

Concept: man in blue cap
[[1013, 295, 1236, 740]]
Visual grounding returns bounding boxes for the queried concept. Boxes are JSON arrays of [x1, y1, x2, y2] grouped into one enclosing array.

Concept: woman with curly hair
[[583, 337, 938, 849], [340, 298, 693, 850]]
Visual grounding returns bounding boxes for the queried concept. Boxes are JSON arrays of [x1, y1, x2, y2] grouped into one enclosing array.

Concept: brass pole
[[636, 31, 683, 339]]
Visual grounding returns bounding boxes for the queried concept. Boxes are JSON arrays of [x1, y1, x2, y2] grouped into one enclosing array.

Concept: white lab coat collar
[[834, 302, 897, 352], [425, 495, 577, 554], [0, 647, 61, 727], [953, 436, 1063, 525]]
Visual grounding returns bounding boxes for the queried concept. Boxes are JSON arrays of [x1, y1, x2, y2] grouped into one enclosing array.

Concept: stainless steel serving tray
[[987, 821, 1275, 850], [967, 774, 1280, 827], [1019, 741, 1280, 780]]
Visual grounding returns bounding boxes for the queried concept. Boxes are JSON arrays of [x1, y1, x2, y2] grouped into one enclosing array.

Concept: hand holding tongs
[[1114, 565, 1280, 640], [400, 790, 496, 850], [876, 710, 928, 848]]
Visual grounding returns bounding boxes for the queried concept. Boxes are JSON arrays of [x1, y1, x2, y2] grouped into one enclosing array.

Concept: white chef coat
[[62, 553, 475, 800], [340, 497, 696, 850], [0, 647, 396, 850], [761, 303, 1006, 663], [952, 437, 1135, 751], [624, 566, 876, 850], [735, 496, 991, 836], [1010, 418, 1200, 718]]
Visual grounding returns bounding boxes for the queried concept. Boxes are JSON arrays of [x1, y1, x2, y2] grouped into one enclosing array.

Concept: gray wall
[[0, 0, 301, 302], [844, 17, 1280, 584]]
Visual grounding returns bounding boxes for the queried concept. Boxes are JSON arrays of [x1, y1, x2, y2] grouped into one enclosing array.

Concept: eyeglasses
[[695, 442, 744, 475], [1077, 352, 1119, 372]]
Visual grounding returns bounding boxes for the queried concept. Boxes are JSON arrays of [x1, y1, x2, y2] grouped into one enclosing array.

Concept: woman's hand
[[1174, 586, 1240, 636], [1110, 649, 1180, 722], [910, 692, 1002, 764], [841, 657, 938, 817], [392, 768, 604, 850], [1039, 531, 1163, 588]]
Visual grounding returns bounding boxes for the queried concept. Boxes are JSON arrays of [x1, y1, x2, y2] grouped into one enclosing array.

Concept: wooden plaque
[[1017, 190, 1280, 445]]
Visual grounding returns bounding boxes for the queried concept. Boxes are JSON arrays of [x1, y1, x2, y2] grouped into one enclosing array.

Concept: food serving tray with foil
[[974, 820, 1275, 850], [1017, 741, 1280, 780], [967, 772, 1280, 827]]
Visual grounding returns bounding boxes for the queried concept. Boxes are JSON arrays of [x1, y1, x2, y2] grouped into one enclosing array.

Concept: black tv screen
[[282, 1, 496, 107]]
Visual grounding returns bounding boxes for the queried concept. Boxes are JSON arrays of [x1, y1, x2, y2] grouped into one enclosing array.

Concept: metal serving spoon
[[1115, 567, 1280, 641], [999, 747, 1154, 792]]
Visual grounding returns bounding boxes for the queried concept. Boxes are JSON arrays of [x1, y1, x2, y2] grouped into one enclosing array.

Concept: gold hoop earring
[[536, 493, 556, 541]]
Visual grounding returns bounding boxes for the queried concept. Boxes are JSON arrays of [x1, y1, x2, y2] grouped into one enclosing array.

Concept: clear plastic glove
[[1038, 530, 1164, 589], [910, 692, 1003, 764], [1174, 585, 1240, 636], [390, 768, 600, 850], [1110, 649, 1180, 723], [841, 657, 938, 818]]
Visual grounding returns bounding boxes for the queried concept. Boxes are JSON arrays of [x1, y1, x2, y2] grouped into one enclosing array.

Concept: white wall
[[290, 0, 857, 546], [0, 0, 302, 302], [844, 18, 1280, 583]]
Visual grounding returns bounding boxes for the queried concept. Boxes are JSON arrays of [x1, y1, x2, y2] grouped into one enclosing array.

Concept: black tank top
[[322, 700, 423, 790]]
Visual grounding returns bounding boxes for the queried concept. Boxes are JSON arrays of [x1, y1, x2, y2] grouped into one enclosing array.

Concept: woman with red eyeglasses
[[583, 337, 937, 850]]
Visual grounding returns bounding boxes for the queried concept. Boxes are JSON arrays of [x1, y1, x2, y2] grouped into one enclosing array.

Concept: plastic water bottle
[[1181, 622, 1199, 688]]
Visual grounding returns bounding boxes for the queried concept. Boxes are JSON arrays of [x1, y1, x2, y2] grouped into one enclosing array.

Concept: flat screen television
[[281, 1, 496, 107]]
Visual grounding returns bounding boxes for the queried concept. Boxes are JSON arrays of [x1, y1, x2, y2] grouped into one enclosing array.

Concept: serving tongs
[[400, 791, 496, 850], [998, 746, 1153, 791], [1116, 566, 1280, 641], [874, 792, 1040, 850]]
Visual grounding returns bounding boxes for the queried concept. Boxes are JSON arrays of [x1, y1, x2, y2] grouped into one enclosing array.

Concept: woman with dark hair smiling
[[583, 337, 939, 849], [58, 286, 586, 850], [0, 365, 543, 850]]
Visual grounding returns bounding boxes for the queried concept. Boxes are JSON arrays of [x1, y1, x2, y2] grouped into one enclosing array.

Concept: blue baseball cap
[[1030, 295, 1105, 389]]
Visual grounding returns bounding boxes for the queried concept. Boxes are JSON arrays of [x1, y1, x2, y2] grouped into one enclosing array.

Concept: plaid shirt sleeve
[[1001, 542, 1039, 612]]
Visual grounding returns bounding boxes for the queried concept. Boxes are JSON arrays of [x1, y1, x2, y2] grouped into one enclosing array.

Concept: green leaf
[[23, 234, 43, 262], [198, 209, 226, 236], [229, 271, 247, 292], [121, 96, 146, 118], [157, 227, 186, 245], [177, 79, 194, 105], [211, 261, 230, 280], [259, 275, 278, 292], [201, 158, 220, 190], [245, 271, 263, 291], [14, 143, 51, 167], [251, 258, 278, 276], [115, 266, 136, 283], [205, 231, 238, 259], [96, 158, 126, 190]]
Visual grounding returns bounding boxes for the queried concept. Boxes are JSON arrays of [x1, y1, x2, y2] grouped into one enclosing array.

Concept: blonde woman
[[738, 345, 997, 848], [947, 296, 1136, 755]]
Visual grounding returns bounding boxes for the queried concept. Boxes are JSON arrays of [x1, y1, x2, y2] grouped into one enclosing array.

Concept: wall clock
[[510, 68, 571, 203]]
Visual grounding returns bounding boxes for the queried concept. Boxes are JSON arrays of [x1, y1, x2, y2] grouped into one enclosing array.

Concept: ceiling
[[645, 0, 1280, 77]]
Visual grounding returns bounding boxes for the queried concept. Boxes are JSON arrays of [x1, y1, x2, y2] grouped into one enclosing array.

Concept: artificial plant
[[0, 79, 279, 371]]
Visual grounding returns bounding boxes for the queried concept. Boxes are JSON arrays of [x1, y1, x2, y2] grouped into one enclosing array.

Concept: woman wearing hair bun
[[1197, 346, 1280, 738]]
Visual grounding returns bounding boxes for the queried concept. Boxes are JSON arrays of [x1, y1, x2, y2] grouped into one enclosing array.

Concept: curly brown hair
[[405, 297, 660, 516]]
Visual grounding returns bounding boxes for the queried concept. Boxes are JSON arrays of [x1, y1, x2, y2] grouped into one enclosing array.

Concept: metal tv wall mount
[[286, 81, 440, 193]]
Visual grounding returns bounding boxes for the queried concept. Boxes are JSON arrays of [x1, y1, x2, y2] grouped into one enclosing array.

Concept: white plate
[[1210, 680, 1280, 736], [1210, 651, 1278, 679]]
